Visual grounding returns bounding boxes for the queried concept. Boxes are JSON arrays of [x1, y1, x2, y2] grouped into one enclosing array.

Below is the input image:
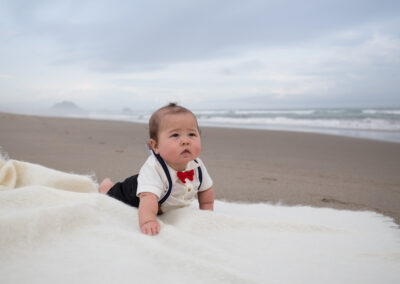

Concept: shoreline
[[197, 122, 400, 144], [1, 112, 400, 225], [4, 110, 400, 144]]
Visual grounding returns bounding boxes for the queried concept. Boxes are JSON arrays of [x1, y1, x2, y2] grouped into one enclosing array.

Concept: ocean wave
[[363, 109, 400, 115], [47, 107, 400, 143], [197, 116, 400, 131], [232, 110, 315, 115]]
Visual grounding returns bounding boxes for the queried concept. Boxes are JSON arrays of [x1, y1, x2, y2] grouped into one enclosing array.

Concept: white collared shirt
[[136, 155, 213, 213]]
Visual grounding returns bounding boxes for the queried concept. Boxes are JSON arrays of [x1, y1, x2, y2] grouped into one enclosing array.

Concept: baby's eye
[[170, 133, 179, 138], [189, 132, 197, 137]]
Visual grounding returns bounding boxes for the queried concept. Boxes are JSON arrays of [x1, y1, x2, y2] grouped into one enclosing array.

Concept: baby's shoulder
[[194, 157, 207, 168], [140, 155, 166, 178]]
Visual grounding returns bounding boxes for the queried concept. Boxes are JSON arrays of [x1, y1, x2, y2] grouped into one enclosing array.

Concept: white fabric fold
[[0, 155, 399, 283]]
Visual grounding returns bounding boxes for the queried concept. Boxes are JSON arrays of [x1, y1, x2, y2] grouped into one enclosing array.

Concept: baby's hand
[[140, 220, 160, 235]]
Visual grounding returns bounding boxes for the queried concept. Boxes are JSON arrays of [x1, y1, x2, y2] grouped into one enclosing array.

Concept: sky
[[0, 0, 399, 112]]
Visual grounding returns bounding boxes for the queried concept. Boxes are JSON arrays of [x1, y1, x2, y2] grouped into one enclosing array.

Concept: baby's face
[[151, 112, 201, 171]]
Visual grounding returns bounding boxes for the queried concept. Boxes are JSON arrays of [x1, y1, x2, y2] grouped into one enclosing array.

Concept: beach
[[1, 112, 400, 224]]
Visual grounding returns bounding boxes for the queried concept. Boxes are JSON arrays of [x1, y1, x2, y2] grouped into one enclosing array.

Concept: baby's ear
[[148, 139, 159, 153]]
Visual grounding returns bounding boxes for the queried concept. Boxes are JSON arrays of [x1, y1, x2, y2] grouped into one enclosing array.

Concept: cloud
[[0, 0, 399, 110], [2, 0, 399, 72]]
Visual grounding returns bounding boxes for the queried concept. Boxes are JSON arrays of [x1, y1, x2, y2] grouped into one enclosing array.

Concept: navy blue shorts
[[107, 174, 140, 208]]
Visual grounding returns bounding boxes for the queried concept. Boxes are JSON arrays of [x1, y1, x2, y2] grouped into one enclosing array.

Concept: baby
[[99, 103, 214, 235]]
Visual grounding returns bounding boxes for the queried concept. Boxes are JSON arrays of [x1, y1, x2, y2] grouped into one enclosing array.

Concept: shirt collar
[[166, 160, 199, 177]]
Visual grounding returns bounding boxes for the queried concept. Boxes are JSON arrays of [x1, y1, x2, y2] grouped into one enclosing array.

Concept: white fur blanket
[[0, 155, 399, 283]]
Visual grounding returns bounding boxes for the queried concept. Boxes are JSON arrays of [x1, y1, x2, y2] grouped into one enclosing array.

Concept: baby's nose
[[181, 136, 190, 144]]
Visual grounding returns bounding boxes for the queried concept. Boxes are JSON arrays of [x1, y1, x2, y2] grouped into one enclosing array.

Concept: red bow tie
[[177, 169, 194, 183]]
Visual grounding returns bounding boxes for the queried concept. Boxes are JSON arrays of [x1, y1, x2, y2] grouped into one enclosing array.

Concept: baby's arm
[[138, 192, 160, 235], [198, 186, 214, 211]]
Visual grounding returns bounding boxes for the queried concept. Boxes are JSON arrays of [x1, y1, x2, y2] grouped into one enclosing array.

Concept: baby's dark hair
[[149, 103, 198, 141]]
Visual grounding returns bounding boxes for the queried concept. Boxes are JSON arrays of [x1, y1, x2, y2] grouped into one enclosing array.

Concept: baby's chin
[[179, 155, 194, 163], [178, 154, 198, 165], [184, 152, 201, 160]]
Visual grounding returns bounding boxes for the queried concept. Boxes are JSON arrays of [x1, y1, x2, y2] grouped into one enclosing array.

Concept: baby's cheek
[[165, 149, 178, 160], [193, 143, 201, 156]]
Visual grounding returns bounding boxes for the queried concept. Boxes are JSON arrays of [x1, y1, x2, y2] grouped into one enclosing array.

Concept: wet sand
[[1, 112, 400, 224]]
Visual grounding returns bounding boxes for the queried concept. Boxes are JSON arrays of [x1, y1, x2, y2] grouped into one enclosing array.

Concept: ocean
[[82, 107, 400, 143]]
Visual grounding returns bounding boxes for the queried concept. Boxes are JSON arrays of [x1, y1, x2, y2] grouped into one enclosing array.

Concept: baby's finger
[[141, 226, 148, 235], [142, 225, 152, 235], [151, 225, 159, 235]]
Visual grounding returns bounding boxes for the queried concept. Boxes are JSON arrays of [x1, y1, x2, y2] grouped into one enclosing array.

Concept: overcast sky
[[1, 0, 399, 112]]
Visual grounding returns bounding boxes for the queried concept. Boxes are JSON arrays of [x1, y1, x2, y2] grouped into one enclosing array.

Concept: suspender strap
[[153, 153, 173, 205], [194, 159, 203, 191]]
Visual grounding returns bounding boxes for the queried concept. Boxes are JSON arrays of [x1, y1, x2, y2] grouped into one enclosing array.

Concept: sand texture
[[1, 112, 400, 224]]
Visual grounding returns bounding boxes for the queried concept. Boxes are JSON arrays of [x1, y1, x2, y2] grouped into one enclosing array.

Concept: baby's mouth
[[181, 149, 191, 155]]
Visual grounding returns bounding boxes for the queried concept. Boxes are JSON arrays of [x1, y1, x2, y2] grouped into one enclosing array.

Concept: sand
[[1, 112, 400, 224]]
